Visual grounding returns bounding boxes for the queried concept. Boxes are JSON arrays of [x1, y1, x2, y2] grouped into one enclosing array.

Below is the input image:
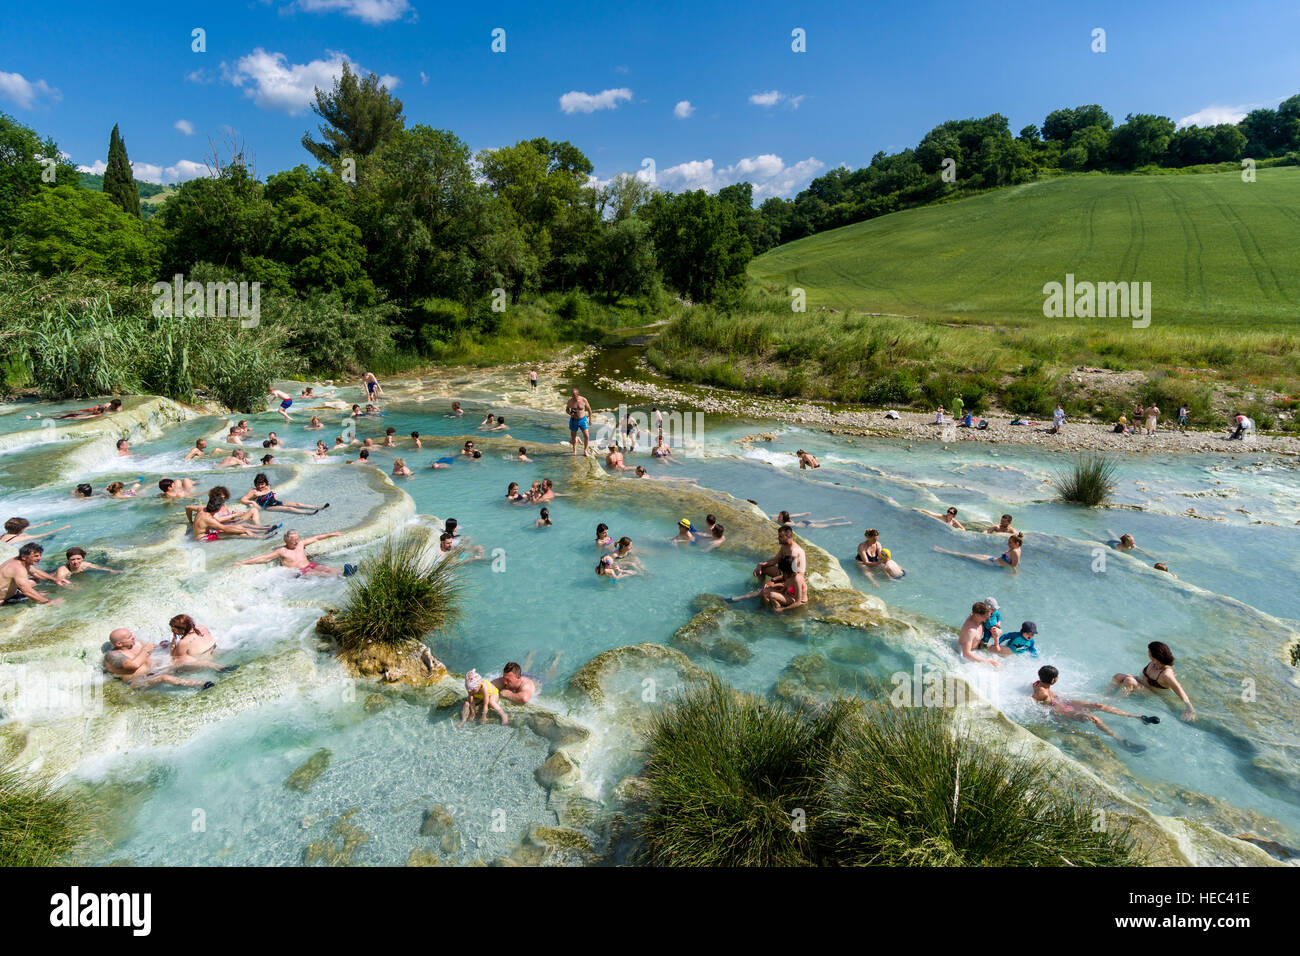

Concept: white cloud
[[419, 71, 428, 85], [74, 158, 206, 185], [0, 70, 61, 109], [1176, 103, 1258, 128], [175, 119, 195, 135], [559, 87, 632, 114], [748, 90, 804, 109], [186, 68, 214, 85], [673, 100, 694, 119], [655, 153, 824, 199], [129, 159, 209, 186], [293, 0, 414, 24], [222, 48, 399, 114]]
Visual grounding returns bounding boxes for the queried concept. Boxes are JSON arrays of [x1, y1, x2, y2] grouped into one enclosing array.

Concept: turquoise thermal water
[[1, 387, 1298, 863]]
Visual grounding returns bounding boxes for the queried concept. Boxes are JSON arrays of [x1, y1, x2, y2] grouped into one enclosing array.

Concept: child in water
[[458, 669, 508, 726]]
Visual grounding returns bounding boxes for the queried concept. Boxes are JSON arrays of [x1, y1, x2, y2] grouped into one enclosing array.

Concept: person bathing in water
[[234, 529, 357, 577], [55, 547, 122, 580], [494, 661, 536, 703], [772, 510, 850, 528], [164, 614, 234, 672], [1108, 641, 1196, 722], [934, 533, 1024, 573], [1033, 665, 1158, 752], [795, 449, 819, 469], [2, 518, 70, 544], [915, 506, 966, 530], [984, 514, 1017, 535], [957, 602, 1001, 668], [239, 474, 328, 515], [102, 628, 212, 689], [1, 543, 67, 606], [855, 529, 906, 583], [596, 554, 637, 579]]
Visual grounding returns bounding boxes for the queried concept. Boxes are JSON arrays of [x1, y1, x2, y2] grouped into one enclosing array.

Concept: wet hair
[[617, 536, 632, 548], [195, 438, 207, 448], [394, 458, 407, 469], [539, 508, 550, 520], [262, 440, 272, 448], [777, 525, 793, 538], [1009, 533, 1024, 546], [712, 524, 725, 538], [596, 523, 609, 538], [503, 661, 522, 676], [777, 510, 792, 523], [706, 514, 717, 526], [1037, 665, 1059, 683], [358, 449, 370, 459], [1154, 562, 1170, 572], [75, 483, 93, 497], [507, 482, 519, 494], [542, 479, 552, 490], [209, 486, 231, 502], [519, 447, 527, 456], [1148, 641, 1175, 666], [1120, 534, 1135, 547], [18, 542, 43, 559], [972, 602, 990, 615], [946, 507, 958, 516], [66, 547, 86, 559], [634, 466, 647, 476], [116, 438, 128, 450], [105, 481, 124, 495], [204, 501, 223, 514], [497, 416, 505, 424], [796, 449, 806, 456], [1001, 514, 1013, 523], [169, 614, 196, 634], [386, 427, 396, 435], [471, 450, 482, 459], [253, 473, 269, 487], [261, 455, 274, 464], [439, 532, 454, 544], [444, 519, 458, 534], [411, 431, 420, 439], [158, 479, 174, 492], [864, 528, 879, 539], [4, 517, 29, 534], [108, 399, 122, 409]]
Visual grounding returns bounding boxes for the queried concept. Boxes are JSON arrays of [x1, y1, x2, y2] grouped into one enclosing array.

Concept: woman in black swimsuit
[[1108, 641, 1196, 721]]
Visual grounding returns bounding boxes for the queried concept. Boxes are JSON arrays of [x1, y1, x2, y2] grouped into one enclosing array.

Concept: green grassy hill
[[750, 167, 1300, 328]]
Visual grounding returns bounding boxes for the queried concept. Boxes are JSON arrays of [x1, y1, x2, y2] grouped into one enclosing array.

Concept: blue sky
[[2, 0, 1298, 197]]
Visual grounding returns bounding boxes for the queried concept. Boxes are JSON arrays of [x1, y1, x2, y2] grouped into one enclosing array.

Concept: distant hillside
[[77, 171, 174, 220], [750, 166, 1300, 328]]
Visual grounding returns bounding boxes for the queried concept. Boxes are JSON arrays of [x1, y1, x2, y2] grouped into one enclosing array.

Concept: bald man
[[102, 628, 210, 688]]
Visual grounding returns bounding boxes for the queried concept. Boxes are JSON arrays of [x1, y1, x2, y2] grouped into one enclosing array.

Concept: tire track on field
[[1215, 198, 1284, 299], [1159, 180, 1206, 308]]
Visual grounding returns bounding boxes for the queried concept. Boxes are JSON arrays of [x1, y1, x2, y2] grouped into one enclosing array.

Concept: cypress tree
[[103, 124, 140, 218]]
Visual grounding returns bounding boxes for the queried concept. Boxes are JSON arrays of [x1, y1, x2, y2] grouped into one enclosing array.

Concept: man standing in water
[[565, 388, 593, 456], [0, 543, 67, 606]]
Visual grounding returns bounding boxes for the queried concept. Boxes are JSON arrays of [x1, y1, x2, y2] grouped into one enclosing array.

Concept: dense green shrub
[[0, 761, 86, 866], [332, 532, 463, 652], [1053, 454, 1118, 507], [635, 677, 1140, 867]]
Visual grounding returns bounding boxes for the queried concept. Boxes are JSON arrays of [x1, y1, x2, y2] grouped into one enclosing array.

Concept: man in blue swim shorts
[[565, 388, 592, 457]]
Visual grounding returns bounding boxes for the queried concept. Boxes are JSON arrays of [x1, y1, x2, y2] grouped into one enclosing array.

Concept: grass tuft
[[1052, 454, 1118, 507]]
